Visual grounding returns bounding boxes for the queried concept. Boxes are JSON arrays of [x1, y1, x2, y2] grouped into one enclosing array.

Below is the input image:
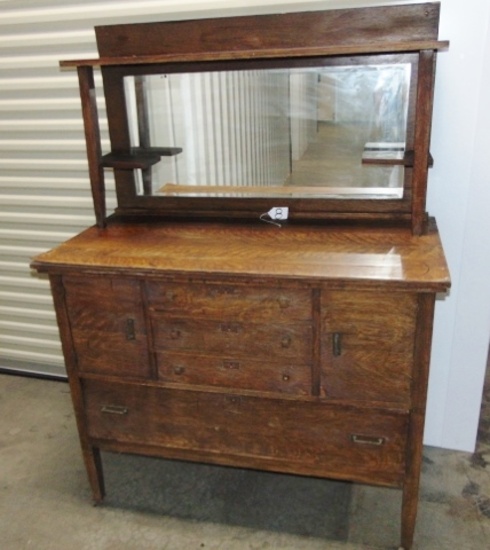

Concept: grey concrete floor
[[1, 373, 489, 550]]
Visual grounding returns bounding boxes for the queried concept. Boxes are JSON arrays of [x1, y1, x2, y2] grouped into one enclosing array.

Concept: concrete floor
[[1, 373, 489, 549]]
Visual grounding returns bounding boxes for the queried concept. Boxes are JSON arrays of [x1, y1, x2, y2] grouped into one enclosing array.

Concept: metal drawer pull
[[101, 405, 128, 415], [173, 366, 185, 375], [351, 434, 385, 446], [125, 318, 136, 340], [209, 286, 237, 297], [170, 329, 181, 339], [278, 297, 290, 309], [281, 335, 292, 348], [225, 395, 241, 404], [223, 360, 240, 370], [332, 332, 342, 356], [220, 322, 241, 333]]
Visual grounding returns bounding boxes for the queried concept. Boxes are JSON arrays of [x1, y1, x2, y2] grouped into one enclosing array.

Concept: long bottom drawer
[[83, 379, 408, 485]]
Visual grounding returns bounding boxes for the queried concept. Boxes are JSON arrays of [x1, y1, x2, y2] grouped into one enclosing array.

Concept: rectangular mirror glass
[[123, 61, 411, 200]]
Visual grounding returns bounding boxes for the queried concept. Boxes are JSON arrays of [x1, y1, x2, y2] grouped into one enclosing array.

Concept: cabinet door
[[63, 276, 151, 378], [322, 291, 417, 405]]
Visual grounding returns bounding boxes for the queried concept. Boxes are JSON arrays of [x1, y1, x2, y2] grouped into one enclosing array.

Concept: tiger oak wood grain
[[63, 276, 151, 378], [156, 351, 312, 396], [32, 220, 450, 290], [321, 291, 418, 405], [83, 378, 409, 486]]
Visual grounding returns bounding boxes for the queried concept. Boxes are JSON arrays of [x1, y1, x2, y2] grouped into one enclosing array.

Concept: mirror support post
[[77, 66, 106, 228], [412, 50, 436, 235]]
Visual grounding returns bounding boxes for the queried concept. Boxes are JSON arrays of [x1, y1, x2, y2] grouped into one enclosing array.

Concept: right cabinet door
[[321, 290, 418, 406]]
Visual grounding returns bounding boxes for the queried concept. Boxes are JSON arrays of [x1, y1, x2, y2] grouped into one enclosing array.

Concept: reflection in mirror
[[124, 63, 411, 200]]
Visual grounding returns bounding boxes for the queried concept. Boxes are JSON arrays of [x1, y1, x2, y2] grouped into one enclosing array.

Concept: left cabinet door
[[63, 276, 151, 378]]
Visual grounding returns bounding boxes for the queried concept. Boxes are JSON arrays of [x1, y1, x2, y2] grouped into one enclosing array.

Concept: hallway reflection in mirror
[[124, 61, 412, 200]]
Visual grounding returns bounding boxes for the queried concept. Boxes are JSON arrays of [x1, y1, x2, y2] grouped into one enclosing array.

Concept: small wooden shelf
[[102, 147, 183, 170], [362, 146, 434, 168]]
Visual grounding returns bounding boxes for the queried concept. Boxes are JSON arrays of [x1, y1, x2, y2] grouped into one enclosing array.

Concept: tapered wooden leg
[[82, 446, 105, 504], [401, 478, 419, 549], [401, 411, 426, 549]]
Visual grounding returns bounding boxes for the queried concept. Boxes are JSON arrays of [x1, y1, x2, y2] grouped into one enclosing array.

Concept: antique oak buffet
[[31, 4, 450, 549]]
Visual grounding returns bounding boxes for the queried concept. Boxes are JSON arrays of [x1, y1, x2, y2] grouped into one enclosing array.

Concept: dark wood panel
[[95, 4, 441, 59]]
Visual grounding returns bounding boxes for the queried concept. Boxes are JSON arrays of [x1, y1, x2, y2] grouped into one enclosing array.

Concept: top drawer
[[146, 282, 312, 322]]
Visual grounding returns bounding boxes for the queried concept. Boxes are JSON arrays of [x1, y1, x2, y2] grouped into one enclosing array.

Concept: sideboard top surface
[[32, 221, 450, 291]]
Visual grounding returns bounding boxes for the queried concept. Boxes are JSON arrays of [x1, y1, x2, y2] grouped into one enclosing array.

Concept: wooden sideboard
[[30, 4, 450, 547], [32, 219, 450, 549]]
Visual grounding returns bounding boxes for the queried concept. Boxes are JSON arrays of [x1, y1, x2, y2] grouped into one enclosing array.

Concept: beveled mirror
[[124, 59, 412, 200]]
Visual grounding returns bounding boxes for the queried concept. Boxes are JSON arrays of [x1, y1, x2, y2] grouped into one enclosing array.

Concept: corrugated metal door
[[0, 0, 225, 377]]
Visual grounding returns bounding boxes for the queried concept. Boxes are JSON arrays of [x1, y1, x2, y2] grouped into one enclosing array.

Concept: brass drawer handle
[[281, 335, 292, 348], [223, 360, 240, 370], [208, 286, 237, 297], [333, 332, 342, 356], [125, 318, 136, 340], [282, 374, 290, 382], [220, 322, 241, 333], [224, 395, 241, 405], [173, 366, 185, 375], [170, 329, 181, 339], [101, 405, 128, 415], [278, 297, 290, 309], [351, 434, 385, 446]]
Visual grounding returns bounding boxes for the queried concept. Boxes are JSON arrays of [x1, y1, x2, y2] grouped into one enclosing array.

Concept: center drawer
[[151, 316, 311, 361], [152, 317, 312, 394]]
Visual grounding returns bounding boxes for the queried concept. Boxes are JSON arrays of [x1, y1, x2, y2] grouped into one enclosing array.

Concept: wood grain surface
[[32, 220, 450, 291]]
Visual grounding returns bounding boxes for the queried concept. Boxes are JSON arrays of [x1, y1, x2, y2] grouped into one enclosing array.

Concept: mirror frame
[[62, 3, 448, 234]]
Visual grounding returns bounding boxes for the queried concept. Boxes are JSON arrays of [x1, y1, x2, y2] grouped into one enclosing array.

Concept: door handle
[[101, 405, 128, 415], [332, 332, 342, 356], [125, 318, 136, 340]]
